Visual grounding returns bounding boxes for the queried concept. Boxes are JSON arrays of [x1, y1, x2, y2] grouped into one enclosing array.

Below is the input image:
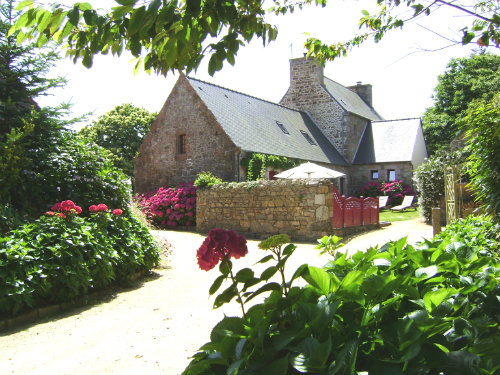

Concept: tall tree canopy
[[422, 52, 500, 155], [8, 0, 500, 77], [79, 103, 157, 177]]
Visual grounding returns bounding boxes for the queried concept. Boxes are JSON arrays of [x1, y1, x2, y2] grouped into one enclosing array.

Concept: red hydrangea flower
[[97, 203, 108, 211], [58, 213, 66, 218], [197, 229, 248, 271], [51, 200, 81, 215], [112, 209, 123, 216], [45, 211, 55, 216]]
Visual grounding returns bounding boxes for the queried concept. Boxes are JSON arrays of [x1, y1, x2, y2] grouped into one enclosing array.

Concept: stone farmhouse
[[135, 57, 428, 194]]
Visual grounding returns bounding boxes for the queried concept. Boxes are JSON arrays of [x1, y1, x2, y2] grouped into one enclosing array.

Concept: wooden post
[[432, 207, 441, 236]]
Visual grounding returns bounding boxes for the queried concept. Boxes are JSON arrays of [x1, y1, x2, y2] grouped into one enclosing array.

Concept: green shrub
[[438, 215, 500, 256], [462, 93, 500, 223], [193, 171, 223, 188], [413, 149, 466, 223], [184, 231, 500, 374], [0, 203, 159, 317]]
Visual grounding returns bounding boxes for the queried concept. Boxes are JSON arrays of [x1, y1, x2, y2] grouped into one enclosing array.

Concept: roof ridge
[[186, 76, 306, 114], [373, 117, 421, 123]]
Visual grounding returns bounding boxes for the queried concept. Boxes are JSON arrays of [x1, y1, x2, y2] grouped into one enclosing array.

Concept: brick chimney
[[348, 81, 373, 107]]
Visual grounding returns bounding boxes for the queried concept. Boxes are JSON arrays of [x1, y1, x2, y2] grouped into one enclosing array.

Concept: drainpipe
[[236, 148, 242, 182]]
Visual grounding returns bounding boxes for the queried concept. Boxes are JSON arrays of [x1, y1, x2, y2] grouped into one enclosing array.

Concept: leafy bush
[[134, 182, 197, 228], [0, 200, 159, 317], [1, 131, 131, 235], [184, 230, 500, 374], [357, 179, 415, 205], [413, 150, 466, 223], [241, 152, 300, 181], [437, 215, 500, 256], [462, 93, 500, 223], [193, 171, 223, 188]]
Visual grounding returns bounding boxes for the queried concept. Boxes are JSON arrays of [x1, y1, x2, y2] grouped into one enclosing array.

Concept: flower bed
[[0, 200, 159, 318], [357, 180, 415, 206], [134, 182, 197, 228]]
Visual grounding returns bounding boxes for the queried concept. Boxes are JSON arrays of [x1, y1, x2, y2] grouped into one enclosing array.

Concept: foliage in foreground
[[11, 0, 499, 77], [184, 223, 500, 374], [0, 201, 159, 317]]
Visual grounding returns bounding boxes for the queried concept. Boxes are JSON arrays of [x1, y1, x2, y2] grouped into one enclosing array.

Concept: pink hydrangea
[[197, 229, 248, 271]]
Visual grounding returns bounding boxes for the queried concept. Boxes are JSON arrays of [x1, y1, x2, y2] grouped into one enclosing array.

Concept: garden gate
[[444, 166, 458, 225], [332, 187, 379, 229]]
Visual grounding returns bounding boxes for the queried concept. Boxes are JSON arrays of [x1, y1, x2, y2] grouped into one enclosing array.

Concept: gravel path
[[0, 219, 432, 375]]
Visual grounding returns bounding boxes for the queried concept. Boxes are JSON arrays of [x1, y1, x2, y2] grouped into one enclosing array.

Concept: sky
[[35, 0, 491, 129]]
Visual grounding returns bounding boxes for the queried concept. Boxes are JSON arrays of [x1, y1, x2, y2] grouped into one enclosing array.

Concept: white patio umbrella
[[274, 162, 346, 180]]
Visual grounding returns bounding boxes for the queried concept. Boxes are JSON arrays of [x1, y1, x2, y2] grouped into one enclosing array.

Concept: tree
[[0, 1, 130, 233], [8, 0, 500, 77], [461, 93, 500, 222], [79, 104, 157, 177], [422, 52, 500, 155]]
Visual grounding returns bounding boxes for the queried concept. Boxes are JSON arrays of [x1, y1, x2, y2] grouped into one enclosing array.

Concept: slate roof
[[353, 118, 422, 164], [187, 77, 347, 166], [323, 78, 382, 121]]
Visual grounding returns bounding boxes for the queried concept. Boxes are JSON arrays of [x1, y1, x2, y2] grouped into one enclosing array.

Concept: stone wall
[[197, 180, 334, 241], [134, 74, 239, 193]]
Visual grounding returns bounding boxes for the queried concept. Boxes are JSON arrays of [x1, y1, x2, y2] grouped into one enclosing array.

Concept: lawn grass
[[380, 209, 421, 222]]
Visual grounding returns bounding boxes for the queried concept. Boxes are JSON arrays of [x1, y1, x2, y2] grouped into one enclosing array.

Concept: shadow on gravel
[[0, 270, 165, 336]]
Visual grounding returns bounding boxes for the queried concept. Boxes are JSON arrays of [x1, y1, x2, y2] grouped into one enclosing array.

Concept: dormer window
[[300, 130, 316, 145], [275, 121, 289, 134]]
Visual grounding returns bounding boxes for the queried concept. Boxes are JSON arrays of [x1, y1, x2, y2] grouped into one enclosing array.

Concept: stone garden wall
[[196, 180, 334, 241]]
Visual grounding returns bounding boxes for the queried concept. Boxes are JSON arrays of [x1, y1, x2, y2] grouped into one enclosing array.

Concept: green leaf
[[256, 254, 274, 264], [209, 274, 226, 295], [260, 266, 278, 281], [128, 6, 146, 36], [115, 0, 138, 5], [67, 6, 80, 26], [235, 268, 254, 283], [112, 5, 134, 19], [302, 266, 331, 295], [245, 282, 280, 302], [15, 0, 33, 11], [415, 265, 438, 279], [259, 355, 289, 374], [219, 257, 232, 276], [423, 288, 457, 313]]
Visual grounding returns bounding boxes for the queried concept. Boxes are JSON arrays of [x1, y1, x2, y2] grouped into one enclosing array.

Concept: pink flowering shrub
[[47, 200, 83, 219], [357, 180, 415, 206], [134, 182, 197, 228]]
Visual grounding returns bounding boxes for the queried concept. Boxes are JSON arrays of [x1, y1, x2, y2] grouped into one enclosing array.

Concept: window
[[178, 134, 187, 154], [275, 121, 289, 135], [387, 169, 396, 181], [300, 130, 316, 145], [371, 170, 379, 180]]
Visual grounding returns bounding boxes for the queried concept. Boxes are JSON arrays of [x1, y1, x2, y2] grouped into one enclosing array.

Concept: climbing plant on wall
[[241, 153, 300, 181]]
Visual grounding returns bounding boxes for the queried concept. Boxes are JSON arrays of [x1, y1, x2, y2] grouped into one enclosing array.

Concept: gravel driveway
[[0, 219, 432, 375]]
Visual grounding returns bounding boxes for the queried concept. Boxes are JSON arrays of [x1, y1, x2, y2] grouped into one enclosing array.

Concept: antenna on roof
[[289, 43, 293, 58]]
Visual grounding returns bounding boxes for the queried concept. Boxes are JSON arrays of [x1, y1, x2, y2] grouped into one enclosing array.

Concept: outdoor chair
[[390, 195, 416, 211], [378, 196, 389, 210]]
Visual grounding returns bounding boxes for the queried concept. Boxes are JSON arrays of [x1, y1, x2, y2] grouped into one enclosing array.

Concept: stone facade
[[134, 75, 239, 193], [196, 180, 334, 241], [350, 161, 414, 194], [280, 58, 346, 155]]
